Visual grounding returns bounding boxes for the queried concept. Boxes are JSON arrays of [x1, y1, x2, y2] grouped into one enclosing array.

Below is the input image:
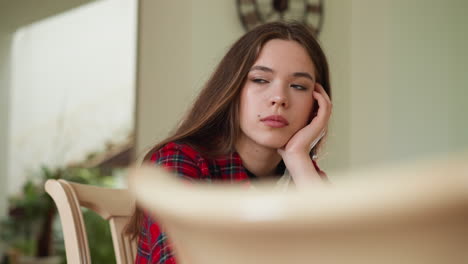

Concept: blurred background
[[0, 0, 467, 262]]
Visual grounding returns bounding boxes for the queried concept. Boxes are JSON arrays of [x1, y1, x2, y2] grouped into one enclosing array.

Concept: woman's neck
[[235, 137, 282, 178]]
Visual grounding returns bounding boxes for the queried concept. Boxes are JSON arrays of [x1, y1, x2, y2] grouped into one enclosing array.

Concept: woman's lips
[[260, 115, 289, 128]]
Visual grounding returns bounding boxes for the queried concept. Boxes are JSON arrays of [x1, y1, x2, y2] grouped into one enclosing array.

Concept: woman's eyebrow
[[250, 65, 273, 73], [293, 72, 315, 82], [250, 65, 315, 81]]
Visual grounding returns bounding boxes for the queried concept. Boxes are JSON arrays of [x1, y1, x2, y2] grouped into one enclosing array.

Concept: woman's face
[[238, 39, 316, 150]]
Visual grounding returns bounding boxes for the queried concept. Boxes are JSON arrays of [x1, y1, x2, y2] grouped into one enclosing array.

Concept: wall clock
[[237, 0, 324, 35]]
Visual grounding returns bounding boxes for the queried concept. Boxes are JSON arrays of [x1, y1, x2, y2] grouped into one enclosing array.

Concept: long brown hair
[[126, 21, 332, 238]]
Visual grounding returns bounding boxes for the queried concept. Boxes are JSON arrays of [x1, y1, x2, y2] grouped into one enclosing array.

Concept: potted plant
[[0, 166, 117, 264], [0, 167, 61, 264]]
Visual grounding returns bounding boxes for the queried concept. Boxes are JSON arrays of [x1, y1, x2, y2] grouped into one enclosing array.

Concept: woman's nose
[[270, 95, 288, 108]]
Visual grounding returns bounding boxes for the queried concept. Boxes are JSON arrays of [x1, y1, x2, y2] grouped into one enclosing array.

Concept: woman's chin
[[238, 131, 292, 150], [257, 137, 289, 150]]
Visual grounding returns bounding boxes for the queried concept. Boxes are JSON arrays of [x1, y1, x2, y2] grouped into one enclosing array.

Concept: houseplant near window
[[0, 166, 117, 264]]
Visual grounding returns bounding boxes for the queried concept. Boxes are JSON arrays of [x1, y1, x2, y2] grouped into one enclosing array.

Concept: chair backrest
[[129, 154, 468, 264], [45, 179, 136, 264]]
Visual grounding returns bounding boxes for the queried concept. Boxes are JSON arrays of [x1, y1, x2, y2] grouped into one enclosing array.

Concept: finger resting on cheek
[[315, 93, 325, 103]]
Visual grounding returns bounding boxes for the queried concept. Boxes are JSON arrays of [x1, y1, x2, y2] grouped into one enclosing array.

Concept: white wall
[[349, 0, 468, 168], [388, 0, 468, 160], [349, 0, 392, 167], [136, 0, 246, 156], [317, 0, 352, 171], [0, 30, 13, 217], [136, 1, 194, 156], [6, 0, 137, 194]]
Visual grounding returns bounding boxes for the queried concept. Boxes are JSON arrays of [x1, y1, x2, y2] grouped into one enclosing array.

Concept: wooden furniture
[[129, 154, 468, 264], [45, 179, 136, 264]]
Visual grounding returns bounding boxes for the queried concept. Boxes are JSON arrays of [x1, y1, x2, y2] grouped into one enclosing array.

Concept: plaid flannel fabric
[[134, 141, 325, 264], [134, 142, 251, 264]]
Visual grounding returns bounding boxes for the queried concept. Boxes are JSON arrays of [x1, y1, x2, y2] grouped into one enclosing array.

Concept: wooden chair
[[45, 179, 136, 264], [129, 154, 468, 264]]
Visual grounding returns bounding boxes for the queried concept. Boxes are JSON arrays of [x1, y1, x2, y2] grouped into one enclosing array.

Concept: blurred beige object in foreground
[[129, 153, 468, 264]]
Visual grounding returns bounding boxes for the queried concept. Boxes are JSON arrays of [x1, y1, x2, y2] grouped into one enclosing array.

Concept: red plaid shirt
[[135, 141, 326, 264]]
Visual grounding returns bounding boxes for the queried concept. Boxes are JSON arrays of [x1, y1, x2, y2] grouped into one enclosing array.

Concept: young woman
[[128, 21, 332, 264]]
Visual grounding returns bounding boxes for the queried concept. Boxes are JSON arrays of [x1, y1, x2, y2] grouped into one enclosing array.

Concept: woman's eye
[[252, 78, 268, 84], [291, 84, 307, 91]]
